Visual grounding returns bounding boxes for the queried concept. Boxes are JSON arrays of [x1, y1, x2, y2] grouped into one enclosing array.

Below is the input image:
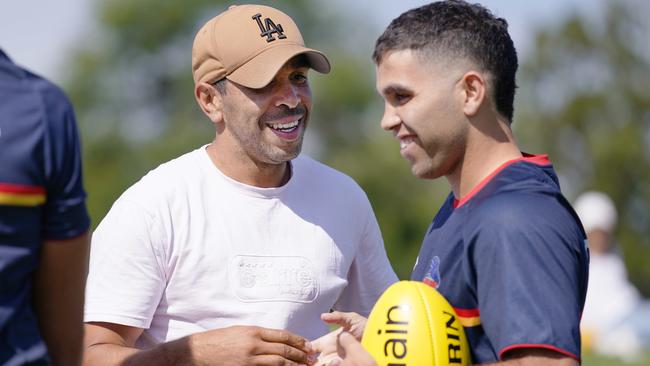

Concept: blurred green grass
[[583, 351, 650, 365]]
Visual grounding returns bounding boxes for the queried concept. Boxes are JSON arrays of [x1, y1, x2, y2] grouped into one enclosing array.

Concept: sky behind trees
[[1, 0, 602, 83]]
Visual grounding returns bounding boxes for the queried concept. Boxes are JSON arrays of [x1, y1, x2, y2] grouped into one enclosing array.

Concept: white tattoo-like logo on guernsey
[[230, 255, 318, 302]]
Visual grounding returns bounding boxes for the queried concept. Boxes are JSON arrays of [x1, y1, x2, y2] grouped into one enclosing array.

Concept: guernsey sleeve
[[468, 192, 586, 361], [40, 79, 90, 240]]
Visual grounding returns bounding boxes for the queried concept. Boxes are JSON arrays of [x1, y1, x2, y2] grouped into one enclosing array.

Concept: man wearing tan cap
[[81, 4, 397, 366]]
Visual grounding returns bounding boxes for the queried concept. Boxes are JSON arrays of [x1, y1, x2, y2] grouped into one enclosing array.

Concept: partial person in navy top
[[0, 48, 91, 366], [318, 1, 588, 365]]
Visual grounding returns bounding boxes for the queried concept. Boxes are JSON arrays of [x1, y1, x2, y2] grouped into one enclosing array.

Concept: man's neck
[[446, 117, 522, 199], [206, 142, 290, 188]]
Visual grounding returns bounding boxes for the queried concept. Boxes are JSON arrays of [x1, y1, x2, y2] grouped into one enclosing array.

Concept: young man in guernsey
[[82, 5, 397, 366], [0, 48, 91, 366], [316, 1, 589, 365]]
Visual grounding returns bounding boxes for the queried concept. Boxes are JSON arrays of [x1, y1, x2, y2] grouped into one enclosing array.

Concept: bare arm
[[83, 321, 318, 366], [480, 348, 579, 366], [83, 322, 142, 366], [33, 231, 90, 366]]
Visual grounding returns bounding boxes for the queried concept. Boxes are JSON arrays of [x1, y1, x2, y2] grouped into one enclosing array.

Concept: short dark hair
[[373, 0, 518, 122], [212, 78, 227, 95]]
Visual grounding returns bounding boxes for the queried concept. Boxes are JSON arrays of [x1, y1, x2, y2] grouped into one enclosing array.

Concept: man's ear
[[195, 82, 224, 124], [460, 71, 487, 117]]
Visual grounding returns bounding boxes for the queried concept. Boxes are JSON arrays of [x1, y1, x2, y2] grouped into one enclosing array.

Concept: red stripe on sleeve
[[0, 182, 46, 194], [453, 307, 480, 317], [499, 344, 580, 362]]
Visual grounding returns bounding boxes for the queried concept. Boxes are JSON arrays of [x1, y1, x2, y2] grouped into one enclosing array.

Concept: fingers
[[328, 359, 342, 366], [321, 312, 367, 340], [336, 331, 369, 360], [256, 341, 317, 365], [259, 328, 313, 353], [321, 311, 361, 329], [254, 327, 316, 365], [335, 331, 377, 365], [253, 354, 315, 366], [311, 334, 332, 355], [319, 354, 342, 366], [320, 311, 347, 326]]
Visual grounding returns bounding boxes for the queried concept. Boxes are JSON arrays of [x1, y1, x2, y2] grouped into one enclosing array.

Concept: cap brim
[[227, 44, 331, 89]]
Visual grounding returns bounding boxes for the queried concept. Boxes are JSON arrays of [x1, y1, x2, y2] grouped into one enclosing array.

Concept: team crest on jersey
[[423, 256, 441, 289], [252, 13, 287, 42]]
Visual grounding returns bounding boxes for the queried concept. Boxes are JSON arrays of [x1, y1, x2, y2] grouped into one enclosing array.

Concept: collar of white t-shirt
[[198, 144, 296, 199]]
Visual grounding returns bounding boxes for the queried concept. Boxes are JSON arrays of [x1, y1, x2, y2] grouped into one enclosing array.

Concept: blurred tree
[[516, 0, 650, 293]]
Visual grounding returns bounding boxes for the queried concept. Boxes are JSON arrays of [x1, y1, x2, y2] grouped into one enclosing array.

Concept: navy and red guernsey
[[411, 154, 589, 364], [0, 49, 90, 364]]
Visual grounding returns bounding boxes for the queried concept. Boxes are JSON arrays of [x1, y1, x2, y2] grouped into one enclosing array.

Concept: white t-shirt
[[85, 146, 397, 347]]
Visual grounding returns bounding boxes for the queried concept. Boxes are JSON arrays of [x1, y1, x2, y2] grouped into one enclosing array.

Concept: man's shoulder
[[153, 148, 202, 174], [0, 61, 73, 121], [8, 64, 73, 109], [28, 72, 71, 105], [469, 188, 570, 227], [463, 188, 585, 259], [292, 155, 371, 204], [293, 155, 360, 187], [120, 148, 203, 203], [468, 159, 566, 219]]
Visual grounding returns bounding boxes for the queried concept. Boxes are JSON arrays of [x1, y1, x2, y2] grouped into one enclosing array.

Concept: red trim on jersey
[[453, 307, 482, 327], [453, 307, 480, 317], [499, 344, 580, 362], [0, 182, 46, 194], [453, 153, 551, 208]]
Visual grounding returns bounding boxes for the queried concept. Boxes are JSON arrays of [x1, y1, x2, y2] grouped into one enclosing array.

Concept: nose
[[275, 82, 300, 109], [380, 104, 401, 133]]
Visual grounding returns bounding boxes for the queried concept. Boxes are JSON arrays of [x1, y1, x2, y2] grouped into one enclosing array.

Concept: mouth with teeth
[[399, 136, 417, 151], [267, 118, 303, 141]]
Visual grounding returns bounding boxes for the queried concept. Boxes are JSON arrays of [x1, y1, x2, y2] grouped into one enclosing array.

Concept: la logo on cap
[[191, 4, 330, 87], [252, 13, 287, 43]]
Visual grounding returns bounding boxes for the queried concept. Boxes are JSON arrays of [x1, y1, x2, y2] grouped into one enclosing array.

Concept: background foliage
[[64, 1, 649, 362]]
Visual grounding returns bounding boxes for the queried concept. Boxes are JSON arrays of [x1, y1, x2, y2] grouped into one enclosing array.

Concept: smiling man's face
[[220, 56, 313, 166], [376, 49, 469, 180]]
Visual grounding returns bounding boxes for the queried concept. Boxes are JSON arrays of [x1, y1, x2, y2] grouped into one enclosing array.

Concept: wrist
[[125, 336, 193, 366], [160, 336, 193, 366]]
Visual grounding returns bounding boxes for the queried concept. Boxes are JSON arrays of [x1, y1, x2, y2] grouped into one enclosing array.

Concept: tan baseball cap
[[192, 4, 331, 89]]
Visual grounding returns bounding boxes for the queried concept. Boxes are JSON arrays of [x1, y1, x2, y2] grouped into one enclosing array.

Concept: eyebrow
[[380, 84, 412, 96]]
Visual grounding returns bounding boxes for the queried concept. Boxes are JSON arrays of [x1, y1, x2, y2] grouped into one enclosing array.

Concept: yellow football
[[361, 281, 470, 365]]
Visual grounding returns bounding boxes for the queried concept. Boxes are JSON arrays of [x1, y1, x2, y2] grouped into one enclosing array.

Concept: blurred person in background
[[575, 191, 650, 361], [0, 48, 91, 366], [81, 4, 397, 366]]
